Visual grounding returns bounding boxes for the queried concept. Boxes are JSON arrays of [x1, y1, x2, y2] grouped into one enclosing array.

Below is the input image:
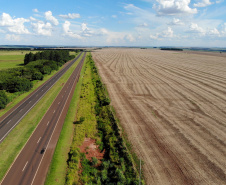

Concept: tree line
[[0, 50, 75, 109], [24, 50, 75, 65]]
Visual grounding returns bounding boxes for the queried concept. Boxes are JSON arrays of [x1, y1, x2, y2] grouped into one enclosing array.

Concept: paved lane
[[1, 53, 86, 185], [0, 52, 82, 143]]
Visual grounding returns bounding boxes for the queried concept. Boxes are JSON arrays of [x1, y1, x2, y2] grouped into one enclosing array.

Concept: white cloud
[[188, 23, 206, 35], [99, 28, 109, 35], [62, 21, 82, 39], [216, 0, 224, 3], [168, 18, 184, 25], [194, 0, 213, 7], [81, 23, 93, 37], [154, 0, 197, 16], [45, 11, 59, 26], [208, 28, 220, 36], [31, 21, 52, 36], [137, 23, 148, 27], [219, 23, 226, 35], [112, 15, 117, 18], [59, 13, 80, 19], [162, 27, 174, 37], [124, 34, 136, 42], [30, 16, 37, 21], [33, 9, 39, 13], [0, 13, 30, 34], [5, 34, 21, 41], [150, 27, 174, 39]]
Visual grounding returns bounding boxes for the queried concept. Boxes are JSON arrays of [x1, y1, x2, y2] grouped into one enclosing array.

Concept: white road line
[[0, 55, 84, 183], [22, 161, 28, 172], [19, 109, 23, 112], [29, 101, 31, 104], [30, 62, 82, 184], [7, 120, 11, 124], [58, 102, 60, 104], [37, 137, 41, 144], [53, 110, 55, 113], [47, 121, 49, 126]]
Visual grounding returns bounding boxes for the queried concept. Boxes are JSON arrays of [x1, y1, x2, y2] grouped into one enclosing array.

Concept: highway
[[1, 52, 86, 185], [0, 52, 82, 143]]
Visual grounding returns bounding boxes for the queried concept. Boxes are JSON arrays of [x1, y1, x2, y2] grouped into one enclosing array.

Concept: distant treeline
[[161, 48, 183, 51], [0, 50, 76, 109], [24, 50, 75, 65]]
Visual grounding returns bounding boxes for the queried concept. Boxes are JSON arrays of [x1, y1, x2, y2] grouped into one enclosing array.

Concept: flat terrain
[[0, 51, 33, 69], [92, 48, 226, 185]]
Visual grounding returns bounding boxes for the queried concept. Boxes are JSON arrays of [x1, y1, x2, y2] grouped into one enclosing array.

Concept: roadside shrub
[[0, 90, 9, 109], [4, 77, 33, 93], [32, 71, 43, 80]]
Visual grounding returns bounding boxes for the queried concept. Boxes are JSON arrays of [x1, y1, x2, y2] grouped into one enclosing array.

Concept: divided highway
[[0, 52, 83, 143], [1, 52, 86, 185]]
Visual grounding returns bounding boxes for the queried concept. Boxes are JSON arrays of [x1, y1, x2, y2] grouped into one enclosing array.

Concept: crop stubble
[[92, 48, 226, 185]]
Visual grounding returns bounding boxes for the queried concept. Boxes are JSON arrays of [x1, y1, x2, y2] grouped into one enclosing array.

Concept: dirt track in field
[[92, 48, 226, 185]]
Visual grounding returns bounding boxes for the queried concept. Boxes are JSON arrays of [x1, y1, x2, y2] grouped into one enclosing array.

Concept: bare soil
[[79, 138, 105, 161], [92, 48, 226, 185]]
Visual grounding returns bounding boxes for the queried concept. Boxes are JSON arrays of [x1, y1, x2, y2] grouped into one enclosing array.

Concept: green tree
[[0, 90, 9, 109], [32, 71, 43, 80]]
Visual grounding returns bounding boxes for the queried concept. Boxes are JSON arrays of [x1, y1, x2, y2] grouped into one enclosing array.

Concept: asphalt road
[[1, 53, 86, 185], [0, 52, 83, 143]]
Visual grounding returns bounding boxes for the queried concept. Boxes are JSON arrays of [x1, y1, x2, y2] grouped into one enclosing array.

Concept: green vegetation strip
[[0, 53, 84, 181], [45, 54, 87, 185], [65, 54, 143, 185]]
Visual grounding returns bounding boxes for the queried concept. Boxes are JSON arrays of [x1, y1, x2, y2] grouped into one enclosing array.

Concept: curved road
[[0, 52, 83, 143], [1, 53, 86, 185]]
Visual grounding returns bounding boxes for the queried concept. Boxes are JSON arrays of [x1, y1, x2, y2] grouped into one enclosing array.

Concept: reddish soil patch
[[79, 138, 105, 161]]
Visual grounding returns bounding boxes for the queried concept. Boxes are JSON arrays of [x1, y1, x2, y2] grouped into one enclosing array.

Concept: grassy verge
[[65, 54, 99, 185], [0, 53, 84, 181], [44, 54, 87, 185], [0, 50, 37, 69]]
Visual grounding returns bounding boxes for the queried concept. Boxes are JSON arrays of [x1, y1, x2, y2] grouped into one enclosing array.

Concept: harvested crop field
[[92, 48, 226, 185]]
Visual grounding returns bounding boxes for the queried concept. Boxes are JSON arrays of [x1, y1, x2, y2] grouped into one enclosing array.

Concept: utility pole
[[139, 159, 141, 185]]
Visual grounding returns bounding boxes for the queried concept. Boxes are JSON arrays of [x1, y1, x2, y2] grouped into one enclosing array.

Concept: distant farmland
[[92, 48, 226, 185], [0, 50, 33, 69]]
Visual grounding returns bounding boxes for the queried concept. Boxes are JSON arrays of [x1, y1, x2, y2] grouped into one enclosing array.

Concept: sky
[[0, 0, 226, 47]]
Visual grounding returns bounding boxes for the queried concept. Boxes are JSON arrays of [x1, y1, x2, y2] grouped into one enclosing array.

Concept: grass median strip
[[0, 53, 84, 181], [45, 53, 87, 185]]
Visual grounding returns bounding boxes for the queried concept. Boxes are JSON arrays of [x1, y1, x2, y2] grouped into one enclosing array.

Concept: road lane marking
[[0, 53, 84, 184], [53, 110, 55, 113], [37, 137, 41, 144], [19, 109, 23, 112], [7, 120, 11, 124], [22, 161, 28, 172], [29, 101, 31, 104], [58, 102, 60, 104], [47, 121, 49, 126]]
